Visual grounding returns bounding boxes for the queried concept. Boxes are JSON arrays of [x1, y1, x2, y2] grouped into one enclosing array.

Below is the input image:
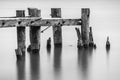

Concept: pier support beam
[[51, 8, 62, 47], [15, 10, 26, 59], [81, 8, 90, 48], [28, 8, 41, 52]]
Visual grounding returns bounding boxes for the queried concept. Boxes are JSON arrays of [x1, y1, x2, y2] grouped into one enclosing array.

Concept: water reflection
[[16, 57, 26, 80], [106, 47, 110, 54], [53, 46, 62, 80], [106, 47, 110, 65], [47, 47, 51, 55], [77, 48, 93, 80], [29, 51, 40, 80]]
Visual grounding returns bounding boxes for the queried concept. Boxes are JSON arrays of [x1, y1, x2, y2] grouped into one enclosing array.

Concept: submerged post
[[89, 27, 94, 47], [81, 8, 90, 48], [15, 10, 26, 59], [75, 27, 83, 48], [28, 8, 41, 53], [51, 8, 62, 47]]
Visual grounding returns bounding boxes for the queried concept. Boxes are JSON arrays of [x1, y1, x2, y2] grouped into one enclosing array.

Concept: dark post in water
[[15, 10, 26, 59], [81, 8, 90, 48], [75, 27, 83, 48], [51, 8, 62, 46], [28, 8, 41, 52], [89, 27, 94, 47]]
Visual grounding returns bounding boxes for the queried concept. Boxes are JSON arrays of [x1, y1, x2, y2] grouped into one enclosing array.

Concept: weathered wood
[[106, 36, 110, 49], [28, 8, 41, 17], [0, 18, 81, 27], [89, 27, 94, 47], [53, 24, 62, 46], [51, 8, 62, 46], [46, 37, 51, 54], [81, 8, 90, 48], [15, 10, 26, 59], [51, 8, 61, 18], [47, 37, 51, 48], [75, 27, 83, 48], [28, 8, 41, 52]]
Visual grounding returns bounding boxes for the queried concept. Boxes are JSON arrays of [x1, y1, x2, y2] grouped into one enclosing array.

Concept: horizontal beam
[[0, 18, 81, 28]]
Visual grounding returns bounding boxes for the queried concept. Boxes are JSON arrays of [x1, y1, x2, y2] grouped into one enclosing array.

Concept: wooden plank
[[81, 8, 90, 48], [0, 18, 81, 27], [28, 8, 41, 52]]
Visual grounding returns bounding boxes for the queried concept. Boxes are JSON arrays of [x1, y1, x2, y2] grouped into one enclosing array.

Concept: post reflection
[[16, 58, 26, 80], [47, 47, 51, 56], [77, 48, 93, 80], [53, 46, 62, 80], [106, 47, 110, 65], [29, 51, 40, 80], [106, 47, 110, 55]]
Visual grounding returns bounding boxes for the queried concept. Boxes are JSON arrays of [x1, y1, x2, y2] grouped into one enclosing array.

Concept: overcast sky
[[0, 0, 120, 44]]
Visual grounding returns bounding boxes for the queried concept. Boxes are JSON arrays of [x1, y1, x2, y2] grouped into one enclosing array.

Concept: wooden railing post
[[51, 8, 62, 47], [15, 10, 26, 60], [81, 8, 90, 48], [28, 8, 41, 53]]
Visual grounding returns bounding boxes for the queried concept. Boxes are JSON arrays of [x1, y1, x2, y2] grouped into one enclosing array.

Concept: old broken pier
[[0, 8, 95, 59]]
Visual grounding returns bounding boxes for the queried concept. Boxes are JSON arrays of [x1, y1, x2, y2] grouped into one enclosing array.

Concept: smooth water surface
[[0, 26, 120, 80]]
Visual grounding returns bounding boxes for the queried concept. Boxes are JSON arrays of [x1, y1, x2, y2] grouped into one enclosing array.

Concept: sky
[[0, 0, 120, 47]]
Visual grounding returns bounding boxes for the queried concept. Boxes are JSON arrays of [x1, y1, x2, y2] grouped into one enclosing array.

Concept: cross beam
[[0, 18, 81, 28]]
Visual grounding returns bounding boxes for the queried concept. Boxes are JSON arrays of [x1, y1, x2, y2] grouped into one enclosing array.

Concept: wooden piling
[[47, 37, 51, 48], [51, 8, 61, 18], [28, 8, 41, 52], [89, 27, 94, 47], [81, 8, 90, 48], [75, 27, 83, 48], [51, 8, 62, 46], [15, 10, 26, 60]]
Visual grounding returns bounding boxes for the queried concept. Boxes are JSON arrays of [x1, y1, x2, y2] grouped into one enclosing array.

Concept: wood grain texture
[[0, 18, 81, 27]]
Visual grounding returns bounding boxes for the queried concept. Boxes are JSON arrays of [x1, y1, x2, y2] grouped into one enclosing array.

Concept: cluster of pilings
[[15, 8, 41, 60], [75, 8, 96, 48], [14, 8, 96, 60]]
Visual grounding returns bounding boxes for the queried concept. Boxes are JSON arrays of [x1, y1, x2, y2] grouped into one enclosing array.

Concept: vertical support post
[[15, 10, 26, 59], [51, 8, 62, 47], [28, 8, 41, 52], [89, 27, 94, 47], [75, 27, 83, 48], [81, 8, 90, 48]]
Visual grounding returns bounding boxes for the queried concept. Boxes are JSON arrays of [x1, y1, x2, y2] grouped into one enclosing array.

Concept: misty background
[[0, 0, 120, 80]]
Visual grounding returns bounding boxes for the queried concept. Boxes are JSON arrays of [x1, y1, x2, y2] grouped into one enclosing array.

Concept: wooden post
[[81, 8, 90, 48], [28, 8, 41, 52], [89, 27, 94, 47], [51, 8, 61, 18], [51, 8, 62, 46], [15, 10, 26, 60], [47, 37, 51, 48], [75, 27, 83, 48]]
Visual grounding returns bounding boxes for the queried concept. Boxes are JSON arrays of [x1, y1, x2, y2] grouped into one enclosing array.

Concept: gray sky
[[0, 0, 120, 44]]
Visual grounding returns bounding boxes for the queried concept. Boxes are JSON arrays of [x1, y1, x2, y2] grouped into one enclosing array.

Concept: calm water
[[0, 26, 120, 80]]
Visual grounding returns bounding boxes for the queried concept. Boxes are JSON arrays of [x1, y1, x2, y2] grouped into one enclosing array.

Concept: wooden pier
[[0, 8, 96, 59]]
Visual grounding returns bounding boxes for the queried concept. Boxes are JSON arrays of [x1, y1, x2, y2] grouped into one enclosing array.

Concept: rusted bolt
[[18, 21, 22, 25], [30, 21, 34, 24], [62, 20, 65, 24], [2, 21, 5, 26]]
